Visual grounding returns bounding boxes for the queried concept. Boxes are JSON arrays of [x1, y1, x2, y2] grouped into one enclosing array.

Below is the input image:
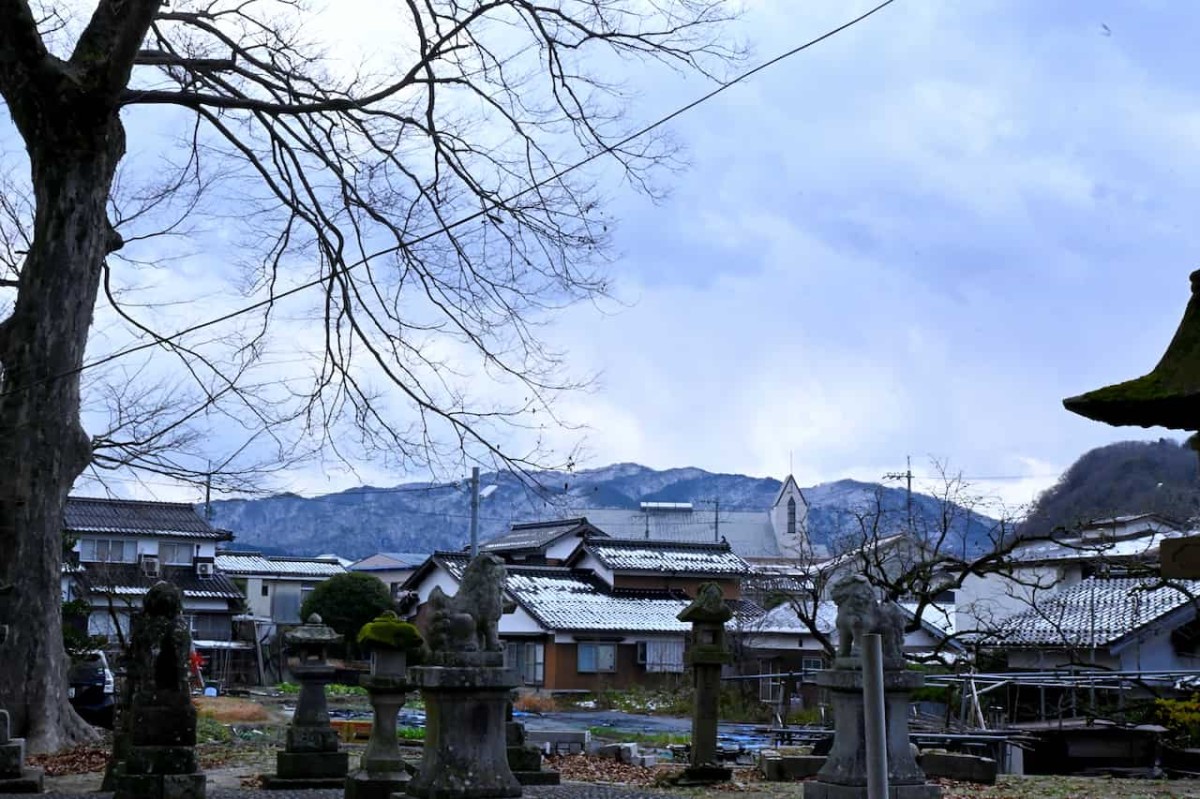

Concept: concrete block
[[286, 725, 339, 752], [635, 755, 657, 768], [276, 750, 349, 780], [919, 752, 997, 785], [0, 739, 25, 776]]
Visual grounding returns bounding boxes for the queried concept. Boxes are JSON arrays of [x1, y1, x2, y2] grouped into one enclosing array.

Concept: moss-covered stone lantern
[[676, 583, 733, 785]]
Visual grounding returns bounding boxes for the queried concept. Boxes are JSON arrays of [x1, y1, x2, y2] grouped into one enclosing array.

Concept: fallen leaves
[[27, 746, 109, 775]]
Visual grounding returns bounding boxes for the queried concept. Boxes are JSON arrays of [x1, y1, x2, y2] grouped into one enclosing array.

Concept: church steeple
[[771, 475, 810, 556]]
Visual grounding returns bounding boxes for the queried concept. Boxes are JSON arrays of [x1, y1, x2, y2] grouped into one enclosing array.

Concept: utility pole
[[883, 455, 913, 532], [714, 498, 720, 543], [204, 463, 213, 522], [469, 466, 481, 557]]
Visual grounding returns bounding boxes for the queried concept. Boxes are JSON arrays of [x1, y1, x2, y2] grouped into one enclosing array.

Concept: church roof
[[772, 474, 809, 509]]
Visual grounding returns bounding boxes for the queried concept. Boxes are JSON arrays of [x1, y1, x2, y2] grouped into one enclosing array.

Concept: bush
[[299, 572, 393, 656], [1157, 695, 1200, 747], [514, 693, 558, 713]]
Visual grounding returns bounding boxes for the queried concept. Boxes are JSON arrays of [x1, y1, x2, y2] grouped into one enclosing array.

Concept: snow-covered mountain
[[207, 463, 999, 560]]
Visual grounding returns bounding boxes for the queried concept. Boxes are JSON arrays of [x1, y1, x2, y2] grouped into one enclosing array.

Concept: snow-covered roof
[[581, 539, 749, 575], [751, 601, 838, 635], [350, 552, 428, 571], [901, 601, 956, 638], [993, 577, 1200, 648], [503, 569, 694, 633], [481, 518, 601, 553], [1012, 531, 1185, 564], [215, 553, 346, 578]]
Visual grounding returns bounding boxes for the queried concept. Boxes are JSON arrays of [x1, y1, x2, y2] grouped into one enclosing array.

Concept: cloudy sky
[[7, 0, 1197, 512]]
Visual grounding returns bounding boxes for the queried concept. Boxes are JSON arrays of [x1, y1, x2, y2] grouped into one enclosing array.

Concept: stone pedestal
[[506, 698, 559, 786], [263, 662, 349, 789], [406, 661, 522, 799], [0, 710, 43, 793], [346, 674, 413, 799], [805, 667, 940, 799]]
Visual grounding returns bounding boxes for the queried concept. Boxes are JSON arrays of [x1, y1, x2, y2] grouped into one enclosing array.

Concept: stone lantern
[[676, 583, 733, 785], [262, 614, 348, 790], [347, 611, 424, 799]]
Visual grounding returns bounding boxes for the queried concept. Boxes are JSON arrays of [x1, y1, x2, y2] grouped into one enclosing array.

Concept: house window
[[300, 583, 317, 608], [641, 640, 685, 673], [506, 642, 545, 685], [577, 642, 616, 673], [787, 497, 797, 536], [79, 538, 136, 563], [188, 614, 232, 642], [802, 656, 824, 672], [261, 583, 270, 597], [159, 542, 194, 565]]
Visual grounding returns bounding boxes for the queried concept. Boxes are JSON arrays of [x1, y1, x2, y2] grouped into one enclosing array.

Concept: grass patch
[[398, 726, 424, 741], [194, 696, 270, 723], [587, 726, 689, 747], [514, 693, 559, 713]]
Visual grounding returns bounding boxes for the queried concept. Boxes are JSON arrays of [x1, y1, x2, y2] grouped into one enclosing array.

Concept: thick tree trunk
[[0, 114, 125, 752]]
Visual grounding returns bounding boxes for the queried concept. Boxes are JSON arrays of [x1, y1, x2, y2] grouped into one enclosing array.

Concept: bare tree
[[751, 462, 1032, 664], [0, 0, 740, 749]]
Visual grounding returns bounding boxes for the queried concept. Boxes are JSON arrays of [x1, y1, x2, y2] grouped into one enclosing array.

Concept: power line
[[0, 0, 900, 401]]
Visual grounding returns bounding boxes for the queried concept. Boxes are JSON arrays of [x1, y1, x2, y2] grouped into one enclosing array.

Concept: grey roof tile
[[994, 577, 1200, 648], [215, 553, 346, 578], [584, 539, 749, 575], [66, 497, 231, 540]]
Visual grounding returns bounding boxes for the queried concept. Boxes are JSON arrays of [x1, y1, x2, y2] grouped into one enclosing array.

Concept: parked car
[[67, 651, 114, 728]]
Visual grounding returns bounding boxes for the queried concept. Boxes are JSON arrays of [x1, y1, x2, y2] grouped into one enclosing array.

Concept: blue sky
[[6, 0, 1197, 513]]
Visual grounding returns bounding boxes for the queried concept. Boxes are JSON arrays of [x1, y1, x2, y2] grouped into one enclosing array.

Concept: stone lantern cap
[[677, 583, 732, 625], [285, 613, 343, 657]]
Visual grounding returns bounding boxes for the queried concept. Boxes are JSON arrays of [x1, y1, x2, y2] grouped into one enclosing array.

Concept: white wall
[[955, 565, 1069, 636]]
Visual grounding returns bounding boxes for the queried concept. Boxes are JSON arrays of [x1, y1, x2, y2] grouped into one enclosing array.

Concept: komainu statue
[[427, 553, 507, 654], [830, 574, 906, 665]]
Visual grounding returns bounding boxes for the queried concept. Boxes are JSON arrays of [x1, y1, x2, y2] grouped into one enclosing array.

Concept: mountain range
[[206, 463, 1002, 560]]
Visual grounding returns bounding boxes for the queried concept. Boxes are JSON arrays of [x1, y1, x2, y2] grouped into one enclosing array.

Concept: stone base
[[260, 773, 348, 790], [919, 753, 996, 785], [805, 781, 941, 799], [346, 769, 412, 799], [512, 770, 560, 786], [0, 767, 44, 794], [758, 749, 826, 782], [675, 765, 732, 785], [276, 749, 349, 780], [113, 771, 206, 799], [406, 666, 522, 799]]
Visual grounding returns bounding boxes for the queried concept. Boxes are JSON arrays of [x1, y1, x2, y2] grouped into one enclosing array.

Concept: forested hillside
[[1021, 439, 1200, 536]]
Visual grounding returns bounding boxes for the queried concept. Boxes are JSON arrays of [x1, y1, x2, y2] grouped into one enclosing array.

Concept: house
[[552, 474, 820, 561], [956, 514, 1187, 637], [402, 518, 750, 692], [990, 576, 1200, 671], [348, 552, 430, 596], [64, 497, 244, 655], [214, 552, 347, 625]]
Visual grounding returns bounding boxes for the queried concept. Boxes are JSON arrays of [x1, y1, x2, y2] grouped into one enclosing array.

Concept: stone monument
[[346, 611, 424, 799], [262, 614, 349, 789], [407, 553, 522, 799], [806, 575, 940, 799], [0, 582, 43, 794], [676, 582, 733, 785], [506, 694, 559, 785], [113, 582, 206, 799]]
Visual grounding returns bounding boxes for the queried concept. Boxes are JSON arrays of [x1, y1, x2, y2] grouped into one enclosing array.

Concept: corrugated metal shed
[[65, 497, 231, 540]]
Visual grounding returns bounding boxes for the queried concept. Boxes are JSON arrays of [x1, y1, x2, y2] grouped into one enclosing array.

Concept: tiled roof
[[504, 569, 694, 633], [66, 497, 231, 540], [993, 577, 1200, 648], [751, 601, 838, 635], [77, 563, 243, 601], [582, 538, 749, 575], [215, 553, 346, 578], [481, 518, 598, 553]]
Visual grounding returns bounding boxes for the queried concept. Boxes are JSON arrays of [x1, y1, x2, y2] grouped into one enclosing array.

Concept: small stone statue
[[426, 553, 507, 654], [830, 575, 906, 665]]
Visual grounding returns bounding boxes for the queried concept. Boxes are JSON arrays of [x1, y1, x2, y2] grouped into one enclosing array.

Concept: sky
[[5, 0, 1199, 514]]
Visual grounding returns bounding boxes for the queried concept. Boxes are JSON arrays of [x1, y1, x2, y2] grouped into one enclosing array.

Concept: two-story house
[[402, 517, 750, 693], [64, 497, 244, 655], [214, 551, 347, 626]]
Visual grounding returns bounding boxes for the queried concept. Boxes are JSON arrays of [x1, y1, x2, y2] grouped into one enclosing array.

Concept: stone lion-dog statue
[[427, 553, 507, 654], [830, 574, 906, 665]]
